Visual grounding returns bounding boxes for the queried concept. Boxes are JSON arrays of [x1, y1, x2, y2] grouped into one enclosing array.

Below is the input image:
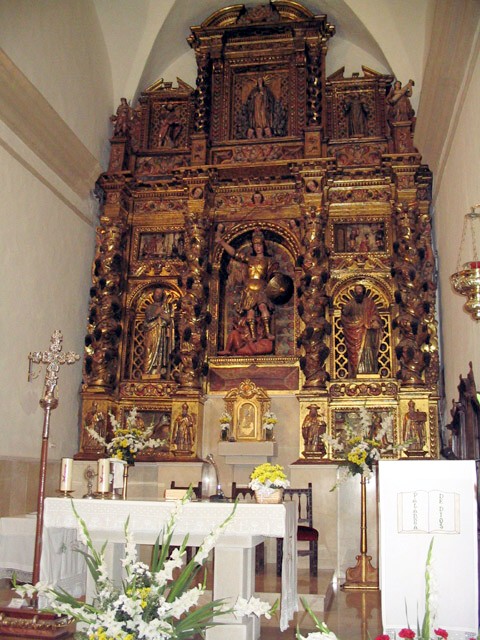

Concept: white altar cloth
[[43, 498, 297, 638], [0, 514, 86, 596]]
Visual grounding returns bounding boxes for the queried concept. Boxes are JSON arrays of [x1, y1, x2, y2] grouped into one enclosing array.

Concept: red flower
[[375, 635, 390, 640], [434, 630, 448, 639], [399, 630, 416, 639]]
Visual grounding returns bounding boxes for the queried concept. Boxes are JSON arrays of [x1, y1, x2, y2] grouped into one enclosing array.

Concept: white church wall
[[435, 42, 480, 414], [0, 0, 113, 165], [0, 145, 93, 466]]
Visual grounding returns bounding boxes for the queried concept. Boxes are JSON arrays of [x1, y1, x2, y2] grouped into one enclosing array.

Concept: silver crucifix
[[28, 330, 79, 588]]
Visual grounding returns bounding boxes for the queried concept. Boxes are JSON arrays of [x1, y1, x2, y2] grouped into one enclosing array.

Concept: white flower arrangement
[[16, 494, 276, 640], [262, 410, 277, 431], [219, 411, 232, 425], [87, 407, 164, 465]]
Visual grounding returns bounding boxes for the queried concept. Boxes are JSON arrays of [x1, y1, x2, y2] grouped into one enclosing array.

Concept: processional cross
[[28, 330, 79, 587]]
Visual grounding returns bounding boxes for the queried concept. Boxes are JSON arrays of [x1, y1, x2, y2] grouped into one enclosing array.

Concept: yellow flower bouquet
[[249, 463, 290, 502]]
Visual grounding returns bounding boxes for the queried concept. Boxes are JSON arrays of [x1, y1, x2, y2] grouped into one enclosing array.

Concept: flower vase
[[264, 427, 274, 441], [254, 488, 283, 504]]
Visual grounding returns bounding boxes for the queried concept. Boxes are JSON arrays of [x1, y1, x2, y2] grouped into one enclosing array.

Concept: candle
[[60, 458, 73, 492], [111, 459, 126, 490], [97, 459, 110, 493]]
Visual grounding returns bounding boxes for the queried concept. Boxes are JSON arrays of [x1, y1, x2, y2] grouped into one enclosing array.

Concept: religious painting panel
[[331, 282, 392, 380], [78, 398, 109, 458], [115, 405, 172, 460], [136, 230, 186, 262], [332, 221, 387, 254], [329, 405, 398, 461]]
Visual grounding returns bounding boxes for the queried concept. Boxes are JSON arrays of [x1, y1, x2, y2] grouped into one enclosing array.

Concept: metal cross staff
[[28, 330, 79, 588]]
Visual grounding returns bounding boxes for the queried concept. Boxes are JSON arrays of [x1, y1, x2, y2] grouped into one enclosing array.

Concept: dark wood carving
[[446, 362, 480, 460]]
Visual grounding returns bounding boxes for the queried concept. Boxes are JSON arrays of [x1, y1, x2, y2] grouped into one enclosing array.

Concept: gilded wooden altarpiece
[[76, 1, 440, 465]]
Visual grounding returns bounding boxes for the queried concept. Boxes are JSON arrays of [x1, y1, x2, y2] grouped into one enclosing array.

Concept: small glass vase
[[264, 427, 274, 441]]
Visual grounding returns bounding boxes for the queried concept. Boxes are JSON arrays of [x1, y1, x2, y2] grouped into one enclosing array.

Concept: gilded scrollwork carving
[[391, 200, 438, 387], [83, 217, 126, 390], [173, 212, 211, 388], [296, 208, 331, 388]]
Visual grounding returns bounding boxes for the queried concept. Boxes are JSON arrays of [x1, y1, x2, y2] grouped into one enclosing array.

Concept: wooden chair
[[276, 482, 318, 576], [231, 482, 265, 573], [170, 480, 202, 500], [168, 482, 202, 562]]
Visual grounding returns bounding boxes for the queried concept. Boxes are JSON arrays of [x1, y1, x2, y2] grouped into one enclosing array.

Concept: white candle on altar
[[60, 457, 73, 492], [97, 458, 110, 493]]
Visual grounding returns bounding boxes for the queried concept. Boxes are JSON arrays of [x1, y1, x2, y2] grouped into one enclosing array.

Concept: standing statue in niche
[[302, 404, 327, 458], [341, 285, 382, 378], [245, 77, 274, 138], [240, 76, 286, 139], [344, 93, 369, 137], [171, 403, 195, 453], [216, 226, 276, 341], [386, 79, 415, 123], [143, 288, 174, 377]]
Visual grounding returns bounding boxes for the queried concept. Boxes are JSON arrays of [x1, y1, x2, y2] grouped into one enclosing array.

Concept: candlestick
[[97, 458, 110, 495], [60, 458, 73, 492]]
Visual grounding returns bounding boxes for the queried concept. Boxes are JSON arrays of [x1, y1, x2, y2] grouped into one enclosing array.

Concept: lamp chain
[[456, 205, 480, 271]]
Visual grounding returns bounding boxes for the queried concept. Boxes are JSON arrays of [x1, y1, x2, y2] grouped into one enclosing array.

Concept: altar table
[[43, 498, 297, 640], [0, 514, 85, 595]]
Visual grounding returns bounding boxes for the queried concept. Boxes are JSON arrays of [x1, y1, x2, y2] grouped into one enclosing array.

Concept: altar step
[[255, 566, 335, 613], [198, 565, 334, 613]]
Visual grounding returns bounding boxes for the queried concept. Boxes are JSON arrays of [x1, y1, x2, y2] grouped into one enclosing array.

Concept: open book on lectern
[[397, 490, 460, 534]]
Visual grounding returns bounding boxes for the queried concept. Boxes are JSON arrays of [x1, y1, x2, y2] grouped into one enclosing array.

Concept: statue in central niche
[[341, 284, 382, 377], [238, 75, 287, 139], [216, 226, 275, 342]]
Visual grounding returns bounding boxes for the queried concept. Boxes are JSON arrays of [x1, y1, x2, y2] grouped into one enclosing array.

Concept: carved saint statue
[[143, 288, 173, 377], [216, 227, 276, 342], [386, 79, 415, 123], [239, 76, 286, 139], [403, 399, 427, 449], [344, 93, 369, 137], [341, 285, 382, 378], [110, 98, 133, 137], [302, 404, 327, 457], [171, 403, 195, 453]]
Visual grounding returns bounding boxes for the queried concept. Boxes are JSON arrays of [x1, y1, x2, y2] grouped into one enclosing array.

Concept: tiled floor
[[258, 565, 382, 639], [0, 565, 383, 639]]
